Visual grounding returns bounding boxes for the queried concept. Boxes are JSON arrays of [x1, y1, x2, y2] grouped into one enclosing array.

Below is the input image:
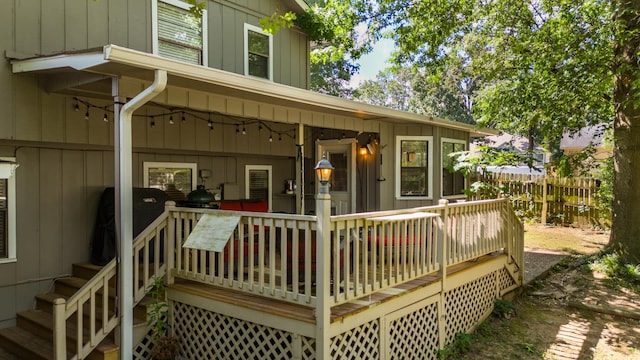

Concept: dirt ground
[[457, 224, 640, 360]]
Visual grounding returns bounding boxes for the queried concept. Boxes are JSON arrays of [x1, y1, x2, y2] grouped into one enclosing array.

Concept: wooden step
[[15, 310, 120, 360], [72, 263, 108, 282], [0, 326, 58, 360]]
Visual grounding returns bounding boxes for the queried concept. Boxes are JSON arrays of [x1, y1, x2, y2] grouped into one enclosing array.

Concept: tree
[[271, 0, 639, 259]]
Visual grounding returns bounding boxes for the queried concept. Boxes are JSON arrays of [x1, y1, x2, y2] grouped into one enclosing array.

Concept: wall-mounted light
[[359, 146, 368, 156]]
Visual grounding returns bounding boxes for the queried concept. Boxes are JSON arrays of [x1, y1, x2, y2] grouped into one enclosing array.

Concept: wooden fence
[[478, 173, 610, 228]]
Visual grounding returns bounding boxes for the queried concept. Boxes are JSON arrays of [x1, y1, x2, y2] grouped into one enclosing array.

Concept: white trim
[[0, 158, 18, 264], [245, 165, 273, 212], [12, 45, 497, 137], [143, 161, 198, 192], [441, 138, 467, 199], [395, 136, 434, 200], [152, 0, 208, 66], [244, 23, 273, 81]]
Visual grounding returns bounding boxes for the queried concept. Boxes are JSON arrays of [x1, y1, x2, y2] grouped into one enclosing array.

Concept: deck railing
[[166, 205, 319, 306], [166, 198, 523, 308], [53, 212, 169, 360]]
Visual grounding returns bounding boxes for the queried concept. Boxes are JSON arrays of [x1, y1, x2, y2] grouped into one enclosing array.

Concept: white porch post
[[437, 199, 449, 349], [116, 70, 167, 359], [315, 192, 331, 359]]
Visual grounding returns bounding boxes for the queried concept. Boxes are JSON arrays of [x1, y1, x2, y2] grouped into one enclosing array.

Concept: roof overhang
[[11, 45, 497, 137]]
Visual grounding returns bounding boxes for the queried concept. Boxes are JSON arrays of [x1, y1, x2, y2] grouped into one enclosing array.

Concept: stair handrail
[[53, 210, 170, 360]]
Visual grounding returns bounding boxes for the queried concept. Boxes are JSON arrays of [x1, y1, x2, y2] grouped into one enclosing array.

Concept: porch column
[[315, 192, 331, 359]]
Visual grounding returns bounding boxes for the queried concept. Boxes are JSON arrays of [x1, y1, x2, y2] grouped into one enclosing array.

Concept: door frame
[[316, 139, 357, 214]]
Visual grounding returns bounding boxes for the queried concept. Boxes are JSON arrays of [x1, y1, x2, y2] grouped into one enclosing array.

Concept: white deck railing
[[53, 213, 169, 360], [166, 198, 524, 308]]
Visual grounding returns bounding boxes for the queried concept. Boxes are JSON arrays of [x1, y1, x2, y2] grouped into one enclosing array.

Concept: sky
[[349, 38, 395, 88]]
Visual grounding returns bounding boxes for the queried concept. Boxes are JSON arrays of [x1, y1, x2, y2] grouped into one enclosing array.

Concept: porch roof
[[11, 45, 496, 136]]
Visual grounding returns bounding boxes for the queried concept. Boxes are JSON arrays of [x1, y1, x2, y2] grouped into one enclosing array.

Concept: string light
[[71, 97, 297, 140]]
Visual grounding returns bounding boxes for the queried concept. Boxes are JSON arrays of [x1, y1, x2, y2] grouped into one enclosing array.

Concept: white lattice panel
[[133, 327, 155, 360], [444, 272, 496, 343], [330, 320, 379, 359], [301, 336, 316, 360], [388, 301, 440, 360], [172, 301, 296, 359], [498, 267, 517, 293]]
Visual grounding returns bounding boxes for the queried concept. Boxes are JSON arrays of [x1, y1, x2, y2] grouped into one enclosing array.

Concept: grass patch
[[589, 251, 640, 293], [524, 224, 608, 255]]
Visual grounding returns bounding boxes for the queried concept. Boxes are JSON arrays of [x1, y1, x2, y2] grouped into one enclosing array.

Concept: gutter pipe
[[117, 69, 167, 359]]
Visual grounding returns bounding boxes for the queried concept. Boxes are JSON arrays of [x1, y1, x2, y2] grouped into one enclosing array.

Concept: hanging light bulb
[[181, 112, 186, 123], [103, 110, 108, 122], [169, 115, 174, 125], [85, 107, 90, 120], [258, 123, 263, 132], [236, 125, 240, 135], [242, 123, 246, 135], [278, 133, 282, 141], [269, 132, 273, 142], [208, 120, 213, 129], [74, 99, 79, 112], [150, 116, 155, 128]]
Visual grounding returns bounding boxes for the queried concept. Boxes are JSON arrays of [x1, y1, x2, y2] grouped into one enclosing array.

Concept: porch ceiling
[[11, 45, 497, 136]]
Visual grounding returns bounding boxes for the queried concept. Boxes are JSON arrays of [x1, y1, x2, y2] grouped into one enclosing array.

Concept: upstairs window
[[244, 24, 273, 80], [441, 138, 467, 198], [153, 0, 208, 66], [0, 159, 17, 264], [396, 136, 433, 199]]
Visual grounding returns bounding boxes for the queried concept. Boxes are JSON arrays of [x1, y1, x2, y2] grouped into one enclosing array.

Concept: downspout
[[117, 70, 167, 360]]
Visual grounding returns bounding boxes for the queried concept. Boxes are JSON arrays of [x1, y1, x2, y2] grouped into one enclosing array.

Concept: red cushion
[[220, 201, 243, 211], [242, 200, 268, 212]]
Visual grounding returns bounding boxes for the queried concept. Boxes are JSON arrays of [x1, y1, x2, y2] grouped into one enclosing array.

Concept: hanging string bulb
[[236, 124, 240, 135], [74, 98, 79, 112], [341, 132, 346, 139], [269, 132, 273, 142], [258, 123, 263, 132], [150, 116, 155, 128], [242, 123, 246, 135], [293, 132, 296, 140], [181, 111, 186, 123], [169, 114, 174, 125], [278, 133, 282, 141], [85, 106, 90, 120], [208, 113, 213, 130], [103, 108, 108, 122]]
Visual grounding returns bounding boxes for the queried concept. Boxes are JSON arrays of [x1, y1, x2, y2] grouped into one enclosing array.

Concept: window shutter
[[248, 170, 269, 200], [0, 179, 7, 258], [158, 1, 203, 65]]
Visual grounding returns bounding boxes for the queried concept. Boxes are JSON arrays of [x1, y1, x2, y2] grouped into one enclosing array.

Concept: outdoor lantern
[[315, 155, 334, 194], [359, 146, 368, 156]]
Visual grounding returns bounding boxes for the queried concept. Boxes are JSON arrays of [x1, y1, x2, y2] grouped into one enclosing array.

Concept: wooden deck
[[168, 252, 505, 324]]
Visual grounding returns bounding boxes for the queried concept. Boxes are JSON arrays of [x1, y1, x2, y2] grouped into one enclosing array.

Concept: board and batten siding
[[378, 123, 469, 211], [9, 0, 308, 88]]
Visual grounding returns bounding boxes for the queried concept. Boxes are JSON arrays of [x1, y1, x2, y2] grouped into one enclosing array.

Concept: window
[[244, 24, 273, 80], [153, 0, 208, 66], [143, 162, 198, 195], [396, 136, 433, 199], [245, 165, 272, 212], [441, 138, 467, 198], [0, 159, 17, 264]]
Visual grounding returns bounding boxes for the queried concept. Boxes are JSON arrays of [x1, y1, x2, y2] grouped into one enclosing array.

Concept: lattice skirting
[[164, 262, 518, 359], [171, 301, 316, 360]]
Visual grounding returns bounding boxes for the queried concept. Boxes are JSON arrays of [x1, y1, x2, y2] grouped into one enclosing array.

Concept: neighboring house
[[0, 1, 522, 359], [471, 133, 548, 175], [560, 124, 611, 160]]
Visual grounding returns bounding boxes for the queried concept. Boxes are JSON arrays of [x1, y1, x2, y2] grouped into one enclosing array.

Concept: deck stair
[[0, 263, 151, 360]]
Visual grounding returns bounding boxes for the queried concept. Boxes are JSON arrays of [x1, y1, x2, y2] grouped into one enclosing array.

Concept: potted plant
[[147, 277, 181, 360]]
